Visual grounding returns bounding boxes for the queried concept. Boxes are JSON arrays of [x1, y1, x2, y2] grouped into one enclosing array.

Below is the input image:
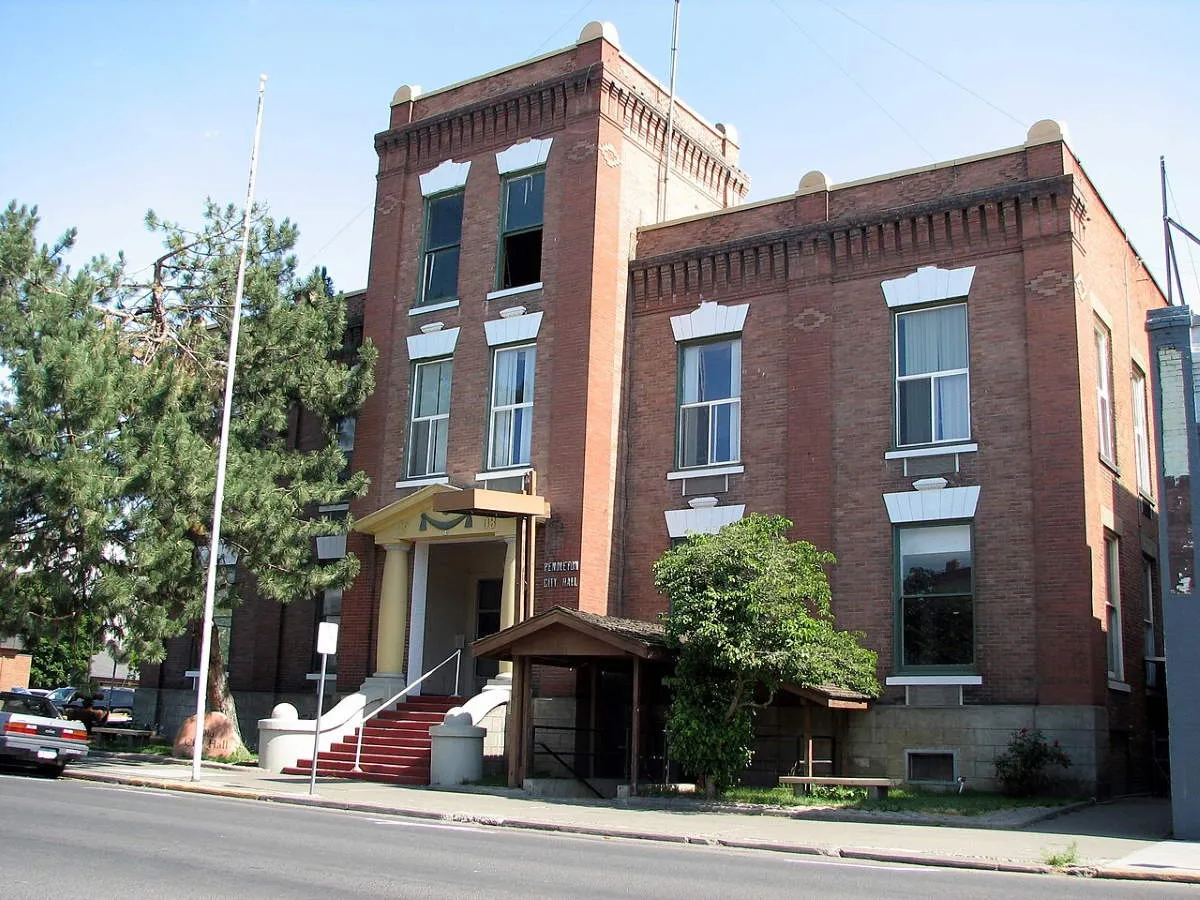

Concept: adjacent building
[[141, 21, 1168, 796]]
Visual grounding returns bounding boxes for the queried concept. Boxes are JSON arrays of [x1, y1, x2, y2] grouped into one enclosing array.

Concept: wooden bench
[[90, 727, 156, 751], [778, 775, 901, 801]]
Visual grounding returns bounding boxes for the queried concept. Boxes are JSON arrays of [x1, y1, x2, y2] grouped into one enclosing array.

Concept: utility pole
[[192, 75, 268, 780]]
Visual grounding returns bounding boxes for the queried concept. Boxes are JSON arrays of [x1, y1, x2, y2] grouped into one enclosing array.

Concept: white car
[[0, 691, 89, 777]]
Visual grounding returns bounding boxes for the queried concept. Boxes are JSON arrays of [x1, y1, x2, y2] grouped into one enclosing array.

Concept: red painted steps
[[283, 694, 461, 785]]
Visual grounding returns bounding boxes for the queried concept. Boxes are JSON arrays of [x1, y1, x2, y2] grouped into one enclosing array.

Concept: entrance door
[[474, 579, 502, 684]]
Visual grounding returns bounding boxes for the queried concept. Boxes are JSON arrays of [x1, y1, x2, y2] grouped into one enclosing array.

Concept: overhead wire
[[768, 0, 935, 160], [533, 0, 597, 54], [815, 0, 1027, 130]]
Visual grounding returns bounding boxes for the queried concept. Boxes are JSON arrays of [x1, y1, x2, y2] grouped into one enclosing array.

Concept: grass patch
[[720, 784, 1077, 816], [108, 742, 257, 765], [1043, 841, 1080, 868], [465, 773, 509, 787]]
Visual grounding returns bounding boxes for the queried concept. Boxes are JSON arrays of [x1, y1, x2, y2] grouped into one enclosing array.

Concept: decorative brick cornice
[[599, 74, 750, 204], [631, 175, 1078, 311], [374, 68, 596, 171]]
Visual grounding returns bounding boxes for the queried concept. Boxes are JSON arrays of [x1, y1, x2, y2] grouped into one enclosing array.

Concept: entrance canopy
[[472, 606, 669, 666]]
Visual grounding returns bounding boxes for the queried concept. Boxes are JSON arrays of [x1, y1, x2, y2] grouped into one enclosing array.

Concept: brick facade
[[146, 23, 1167, 794]]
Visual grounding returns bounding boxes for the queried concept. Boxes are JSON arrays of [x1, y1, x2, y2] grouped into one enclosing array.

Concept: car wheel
[[37, 763, 66, 779]]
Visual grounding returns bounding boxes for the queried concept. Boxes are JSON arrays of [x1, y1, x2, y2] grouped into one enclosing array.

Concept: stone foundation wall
[[845, 704, 1107, 794]]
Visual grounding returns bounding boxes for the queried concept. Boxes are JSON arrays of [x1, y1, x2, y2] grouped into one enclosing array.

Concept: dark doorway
[[475, 579, 502, 681]]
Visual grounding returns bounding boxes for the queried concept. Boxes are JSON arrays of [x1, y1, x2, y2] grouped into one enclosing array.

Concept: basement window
[[499, 170, 544, 290], [906, 750, 956, 783]]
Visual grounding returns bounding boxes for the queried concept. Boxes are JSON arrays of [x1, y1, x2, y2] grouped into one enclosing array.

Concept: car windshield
[[0, 693, 60, 718], [47, 687, 75, 704]]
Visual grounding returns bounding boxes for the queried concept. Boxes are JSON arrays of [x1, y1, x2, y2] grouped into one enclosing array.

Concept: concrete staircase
[[284, 695, 460, 785]]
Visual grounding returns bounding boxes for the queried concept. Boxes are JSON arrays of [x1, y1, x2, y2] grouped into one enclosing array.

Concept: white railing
[[352, 648, 461, 773]]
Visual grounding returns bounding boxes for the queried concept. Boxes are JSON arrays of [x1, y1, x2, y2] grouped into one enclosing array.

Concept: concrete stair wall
[[283, 695, 460, 785]]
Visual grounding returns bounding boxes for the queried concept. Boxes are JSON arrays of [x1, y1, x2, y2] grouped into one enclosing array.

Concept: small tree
[[654, 514, 878, 797], [994, 728, 1071, 796]]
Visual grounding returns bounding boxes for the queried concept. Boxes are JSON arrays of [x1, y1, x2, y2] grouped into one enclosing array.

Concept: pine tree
[[0, 201, 376, 751]]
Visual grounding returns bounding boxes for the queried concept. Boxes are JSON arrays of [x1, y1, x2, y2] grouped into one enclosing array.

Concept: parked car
[[0, 691, 89, 776], [48, 687, 136, 724]]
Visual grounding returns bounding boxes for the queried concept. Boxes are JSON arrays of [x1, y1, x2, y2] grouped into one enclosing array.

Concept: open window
[[498, 170, 544, 290]]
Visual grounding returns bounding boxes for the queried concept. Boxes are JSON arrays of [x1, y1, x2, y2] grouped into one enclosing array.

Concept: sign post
[[308, 621, 339, 795]]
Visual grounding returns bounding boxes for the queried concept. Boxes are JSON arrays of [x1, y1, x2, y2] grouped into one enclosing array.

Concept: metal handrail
[[352, 648, 461, 773]]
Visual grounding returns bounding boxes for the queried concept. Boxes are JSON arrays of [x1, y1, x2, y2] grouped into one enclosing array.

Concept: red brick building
[[143, 22, 1166, 795]]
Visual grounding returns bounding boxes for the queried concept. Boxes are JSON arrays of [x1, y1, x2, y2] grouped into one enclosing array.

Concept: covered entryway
[[354, 483, 549, 703], [472, 606, 670, 793]]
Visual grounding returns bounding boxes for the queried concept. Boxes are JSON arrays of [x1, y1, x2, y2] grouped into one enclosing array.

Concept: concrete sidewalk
[[66, 754, 1200, 884]]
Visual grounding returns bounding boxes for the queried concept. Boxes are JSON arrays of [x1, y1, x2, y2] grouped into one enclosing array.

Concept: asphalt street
[[2, 773, 1196, 899]]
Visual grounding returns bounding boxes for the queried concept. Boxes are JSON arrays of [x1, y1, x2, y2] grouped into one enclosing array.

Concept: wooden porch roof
[[472, 606, 669, 665]]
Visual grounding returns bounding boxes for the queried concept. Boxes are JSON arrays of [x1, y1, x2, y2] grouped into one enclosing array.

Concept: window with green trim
[[678, 338, 741, 468], [408, 358, 453, 478], [897, 523, 974, 669], [498, 170, 544, 290], [420, 190, 463, 304]]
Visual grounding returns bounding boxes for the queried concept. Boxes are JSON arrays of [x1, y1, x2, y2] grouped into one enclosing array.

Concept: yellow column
[[498, 537, 517, 676], [375, 542, 411, 675]]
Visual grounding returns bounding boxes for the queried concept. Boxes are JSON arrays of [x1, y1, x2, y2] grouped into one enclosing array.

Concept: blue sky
[[4, 0, 1200, 298]]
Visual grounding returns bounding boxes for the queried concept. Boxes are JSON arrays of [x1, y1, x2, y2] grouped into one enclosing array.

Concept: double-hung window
[[1132, 370, 1152, 496], [678, 339, 741, 468], [408, 359, 453, 478], [895, 304, 969, 446], [1095, 325, 1116, 464], [897, 523, 974, 669], [489, 344, 536, 469], [1105, 534, 1124, 682], [498, 170, 544, 290], [420, 191, 464, 305]]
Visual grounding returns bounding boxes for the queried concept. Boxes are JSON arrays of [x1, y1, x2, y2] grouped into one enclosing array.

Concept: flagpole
[[192, 74, 268, 780]]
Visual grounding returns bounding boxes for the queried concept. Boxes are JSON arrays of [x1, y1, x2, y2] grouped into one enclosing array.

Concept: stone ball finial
[[1026, 119, 1070, 146], [390, 84, 423, 107], [270, 702, 298, 720], [578, 21, 620, 48], [797, 170, 830, 195]]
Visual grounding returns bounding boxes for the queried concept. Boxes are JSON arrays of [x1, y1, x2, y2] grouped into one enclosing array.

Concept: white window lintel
[[485, 311, 543, 346], [884, 485, 980, 523], [496, 138, 553, 175], [419, 160, 471, 196], [671, 301, 749, 342], [664, 504, 746, 538], [881, 265, 976, 309], [407, 326, 461, 361]]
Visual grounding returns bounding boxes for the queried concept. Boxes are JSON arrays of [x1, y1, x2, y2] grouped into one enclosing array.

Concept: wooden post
[[506, 655, 526, 788], [804, 704, 814, 777], [630, 656, 642, 792]]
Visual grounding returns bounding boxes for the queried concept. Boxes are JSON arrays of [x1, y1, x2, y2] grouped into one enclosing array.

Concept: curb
[[63, 769, 1194, 883]]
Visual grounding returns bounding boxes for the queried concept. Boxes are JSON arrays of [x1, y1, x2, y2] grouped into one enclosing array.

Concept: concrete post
[[1147, 305, 1200, 840]]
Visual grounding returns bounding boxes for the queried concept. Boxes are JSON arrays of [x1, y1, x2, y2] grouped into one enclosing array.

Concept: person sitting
[[76, 696, 109, 734]]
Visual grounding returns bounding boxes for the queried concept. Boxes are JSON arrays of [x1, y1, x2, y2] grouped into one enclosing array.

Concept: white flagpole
[[192, 74, 268, 780]]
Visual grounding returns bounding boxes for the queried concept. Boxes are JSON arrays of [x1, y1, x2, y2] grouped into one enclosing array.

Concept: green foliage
[[720, 784, 1078, 815], [1042, 841, 1079, 868], [654, 514, 879, 795], [0, 200, 376, 670], [994, 728, 1071, 797], [26, 625, 102, 688]]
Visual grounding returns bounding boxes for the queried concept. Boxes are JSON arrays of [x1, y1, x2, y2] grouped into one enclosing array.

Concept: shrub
[[994, 728, 1071, 796]]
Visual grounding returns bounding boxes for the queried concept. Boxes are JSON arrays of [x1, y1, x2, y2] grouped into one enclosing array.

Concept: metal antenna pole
[[1162, 156, 1173, 306], [192, 75, 268, 780], [659, 0, 681, 222]]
